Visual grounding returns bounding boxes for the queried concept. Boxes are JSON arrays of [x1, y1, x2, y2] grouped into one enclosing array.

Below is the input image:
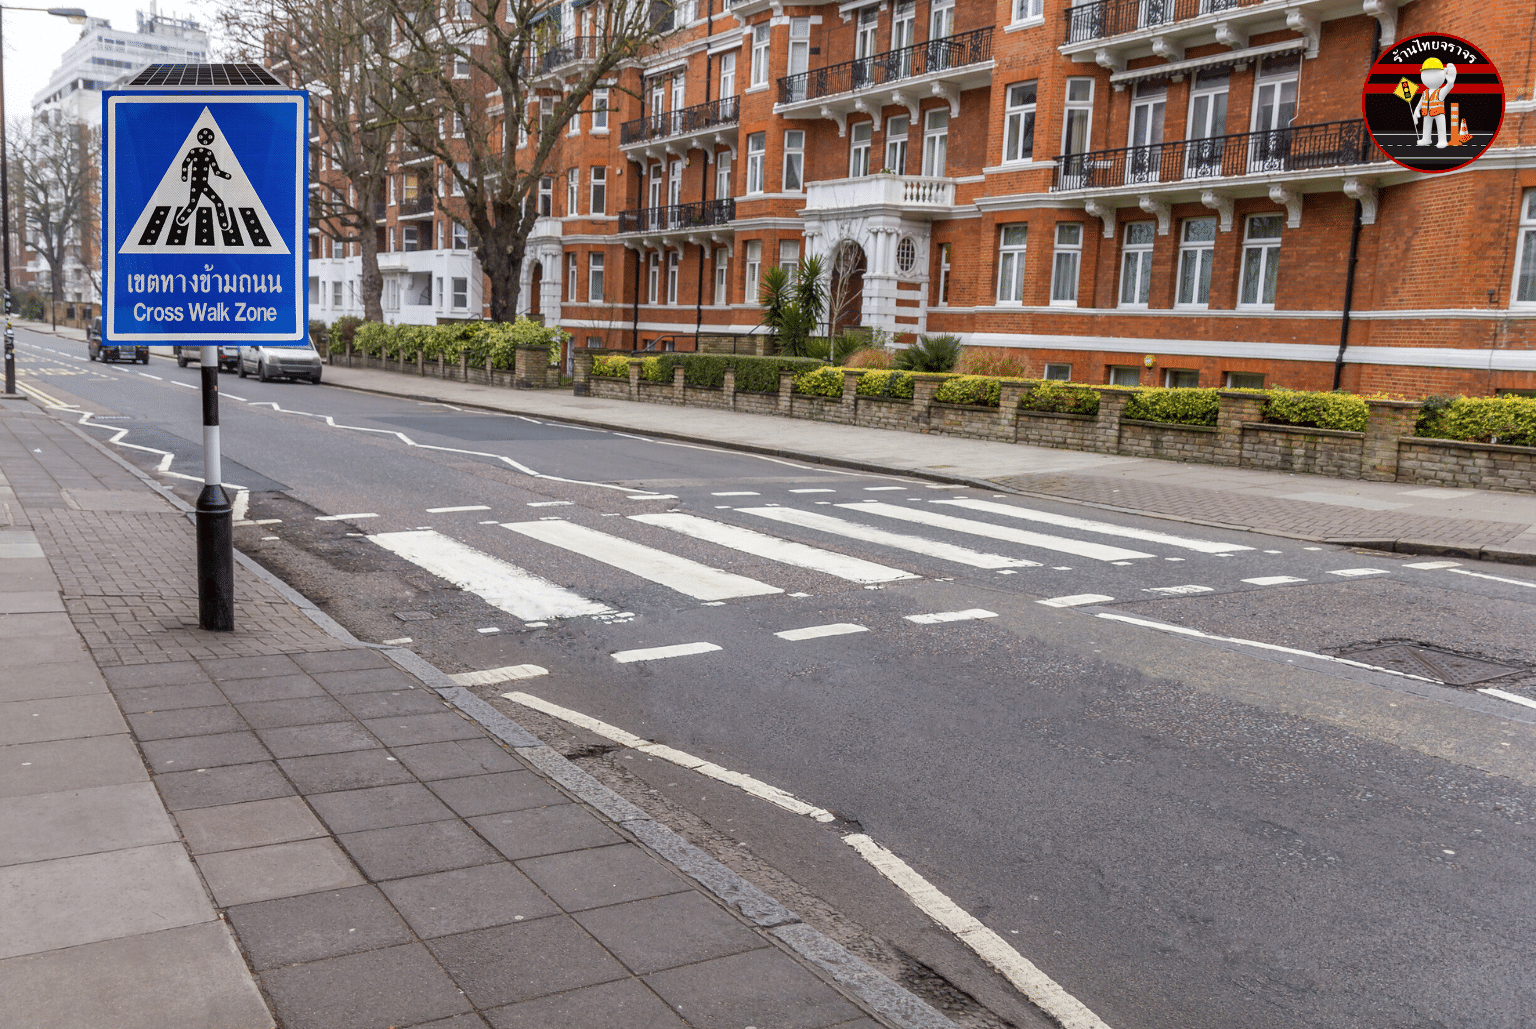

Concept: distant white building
[[31, 8, 209, 127]]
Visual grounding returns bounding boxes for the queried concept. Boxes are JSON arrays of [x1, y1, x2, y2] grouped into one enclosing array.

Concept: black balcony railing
[[397, 195, 435, 216], [618, 197, 735, 234], [1063, 0, 1268, 44], [778, 26, 993, 105], [620, 95, 739, 146], [527, 35, 606, 75], [1052, 119, 1381, 191], [374, 201, 386, 218]]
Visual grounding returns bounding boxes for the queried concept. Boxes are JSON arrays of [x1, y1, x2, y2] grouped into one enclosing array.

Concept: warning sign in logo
[[119, 107, 290, 254]]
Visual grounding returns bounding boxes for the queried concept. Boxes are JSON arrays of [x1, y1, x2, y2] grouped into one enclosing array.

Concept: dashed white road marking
[[137, 372, 162, 380], [741, 506, 1038, 569], [904, 608, 998, 624], [864, 486, 907, 491], [1037, 594, 1114, 608], [171, 380, 197, 389], [775, 623, 869, 641], [1449, 568, 1536, 588], [428, 505, 492, 513], [370, 529, 612, 620], [503, 520, 782, 601], [788, 488, 836, 494], [526, 500, 572, 508], [846, 502, 1153, 562], [223, 393, 248, 402], [477, 627, 501, 634], [843, 834, 1114, 1029], [629, 494, 678, 500], [1242, 576, 1308, 586], [1328, 568, 1391, 577], [630, 512, 917, 584], [712, 491, 760, 496], [449, 664, 548, 686], [1143, 585, 1213, 596], [316, 513, 379, 521], [382, 637, 412, 645], [610, 641, 722, 663], [933, 498, 1253, 554], [1478, 687, 1536, 710], [1405, 560, 1461, 570]]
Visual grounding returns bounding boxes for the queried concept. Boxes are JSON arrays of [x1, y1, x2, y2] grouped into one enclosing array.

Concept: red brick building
[[312, 0, 1536, 394]]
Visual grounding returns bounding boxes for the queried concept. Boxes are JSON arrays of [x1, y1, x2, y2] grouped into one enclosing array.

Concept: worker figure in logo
[[1413, 57, 1457, 148], [173, 127, 233, 229]]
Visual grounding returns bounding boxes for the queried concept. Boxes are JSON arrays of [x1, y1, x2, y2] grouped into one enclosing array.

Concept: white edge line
[[427, 505, 492, 513], [315, 513, 380, 521], [1477, 687, 1536, 710], [1449, 568, 1536, 589]]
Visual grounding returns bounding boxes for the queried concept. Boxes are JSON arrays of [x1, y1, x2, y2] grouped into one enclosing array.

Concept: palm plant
[[894, 333, 963, 372], [759, 256, 827, 357]]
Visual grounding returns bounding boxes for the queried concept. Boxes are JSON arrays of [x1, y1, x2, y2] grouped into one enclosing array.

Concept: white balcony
[[803, 174, 955, 216]]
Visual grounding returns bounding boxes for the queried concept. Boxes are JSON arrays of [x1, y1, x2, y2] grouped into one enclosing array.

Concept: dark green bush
[[933, 375, 1002, 407], [1416, 395, 1536, 447], [793, 366, 846, 397], [1019, 380, 1100, 416], [591, 354, 630, 377], [1124, 387, 1220, 426], [894, 333, 962, 372], [855, 370, 914, 400], [1263, 389, 1368, 433], [629, 353, 825, 392]]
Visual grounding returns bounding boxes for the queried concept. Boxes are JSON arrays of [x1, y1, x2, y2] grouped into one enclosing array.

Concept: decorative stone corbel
[[1150, 36, 1183, 62], [1084, 198, 1117, 239], [714, 132, 736, 161], [1214, 22, 1246, 50], [1362, 0, 1400, 49], [820, 104, 848, 137], [854, 97, 883, 132], [930, 81, 960, 118], [1286, 10, 1320, 58], [888, 90, 920, 126], [1342, 178, 1379, 225], [1269, 184, 1302, 228], [1094, 46, 1125, 76], [1139, 195, 1171, 235], [1200, 190, 1234, 232]]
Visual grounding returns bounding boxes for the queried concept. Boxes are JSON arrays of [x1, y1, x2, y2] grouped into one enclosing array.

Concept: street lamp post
[[0, 5, 87, 395]]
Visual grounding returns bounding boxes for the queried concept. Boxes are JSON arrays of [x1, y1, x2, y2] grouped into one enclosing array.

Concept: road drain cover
[[1339, 644, 1519, 686]]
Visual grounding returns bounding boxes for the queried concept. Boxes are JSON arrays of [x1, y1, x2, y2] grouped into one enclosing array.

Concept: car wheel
[[88, 347, 97, 361], [176, 353, 187, 368], [237, 360, 248, 378], [258, 360, 272, 382], [140, 354, 149, 364], [310, 372, 322, 384]]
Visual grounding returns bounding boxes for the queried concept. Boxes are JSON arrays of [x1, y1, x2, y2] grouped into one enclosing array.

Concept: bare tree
[[13, 114, 99, 324], [371, 0, 681, 322], [219, 0, 397, 322]]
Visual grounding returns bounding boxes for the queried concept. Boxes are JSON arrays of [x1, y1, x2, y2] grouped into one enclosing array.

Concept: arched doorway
[[528, 260, 543, 318], [827, 240, 866, 338]]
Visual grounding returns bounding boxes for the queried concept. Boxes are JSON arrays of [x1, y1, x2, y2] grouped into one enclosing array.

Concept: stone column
[[346, 343, 353, 368], [723, 367, 737, 409], [1362, 399, 1421, 482], [1093, 388, 1130, 455], [1214, 390, 1266, 466], [459, 353, 467, 381], [911, 374, 941, 427], [998, 380, 1025, 442], [515, 345, 549, 389], [673, 364, 686, 404], [628, 359, 643, 401], [572, 350, 594, 396], [778, 368, 795, 414], [485, 356, 494, 387], [841, 370, 861, 424]]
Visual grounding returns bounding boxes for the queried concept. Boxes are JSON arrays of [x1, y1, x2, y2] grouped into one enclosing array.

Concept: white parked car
[[238, 341, 323, 383]]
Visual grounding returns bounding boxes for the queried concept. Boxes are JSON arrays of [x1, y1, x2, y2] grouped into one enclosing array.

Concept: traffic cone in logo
[[1458, 116, 1474, 146]]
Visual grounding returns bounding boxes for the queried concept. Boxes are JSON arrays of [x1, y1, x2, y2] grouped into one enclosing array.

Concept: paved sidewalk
[[317, 361, 1536, 563], [0, 392, 944, 1028]]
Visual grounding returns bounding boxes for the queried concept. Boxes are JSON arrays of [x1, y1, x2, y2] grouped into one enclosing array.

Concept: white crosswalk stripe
[[932, 499, 1253, 554], [738, 506, 1039, 570], [369, 530, 611, 621], [630, 512, 917, 584], [839, 502, 1154, 562], [502, 520, 783, 601]]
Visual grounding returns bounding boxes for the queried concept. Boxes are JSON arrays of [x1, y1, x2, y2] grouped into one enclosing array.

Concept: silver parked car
[[238, 341, 323, 383]]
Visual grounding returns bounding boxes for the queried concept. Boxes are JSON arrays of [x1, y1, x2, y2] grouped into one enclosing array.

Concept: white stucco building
[[31, 8, 209, 127]]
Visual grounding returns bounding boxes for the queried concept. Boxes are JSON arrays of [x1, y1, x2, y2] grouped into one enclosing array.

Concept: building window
[[1239, 214, 1282, 308], [855, 7, 877, 61], [388, 227, 396, 252], [537, 176, 552, 215], [714, 249, 729, 305], [884, 115, 908, 174], [1012, 0, 1043, 22], [402, 225, 419, 251], [1050, 222, 1082, 305], [720, 52, 736, 98], [895, 237, 916, 274], [567, 168, 579, 215], [451, 277, 468, 309], [716, 153, 733, 199], [778, 239, 800, 277], [1003, 82, 1037, 163], [1108, 366, 1140, 387], [647, 252, 660, 304], [1513, 189, 1536, 304], [1165, 369, 1200, 388], [539, 96, 554, 135], [568, 252, 579, 299], [1043, 363, 1071, 381], [1226, 371, 1265, 389], [786, 18, 810, 100], [921, 108, 948, 177], [849, 122, 872, 177], [586, 336, 602, 348], [746, 132, 765, 194], [936, 242, 951, 305], [745, 240, 762, 298], [996, 225, 1027, 304], [667, 251, 680, 304], [1176, 216, 1216, 308], [592, 88, 609, 130], [783, 130, 804, 191], [750, 23, 770, 87], [452, 222, 468, 249], [589, 252, 604, 301], [453, 56, 469, 78], [1063, 77, 1093, 155], [332, 281, 343, 306], [453, 161, 468, 196], [590, 166, 606, 214], [1119, 221, 1155, 307]]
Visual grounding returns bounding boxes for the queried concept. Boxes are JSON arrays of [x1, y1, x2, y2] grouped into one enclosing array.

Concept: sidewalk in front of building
[[0, 391, 947, 1029], [317, 361, 1536, 564]]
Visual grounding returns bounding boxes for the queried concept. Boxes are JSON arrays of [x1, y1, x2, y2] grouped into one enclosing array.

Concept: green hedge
[[1417, 395, 1536, 448], [1263, 389, 1368, 433], [1019, 380, 1101, 416], [1124, 387, 1220, 427], [856, 370, 914, 400], [591, 354, 630, 378], [793, 366, 846, 397], [347, 320, 568, 370], [603, 352, 825, 393], [933, 375, 1004, 408]]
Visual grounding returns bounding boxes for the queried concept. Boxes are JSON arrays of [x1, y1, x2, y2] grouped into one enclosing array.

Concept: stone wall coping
[[1366, 399, 1423, 410], [1019, 409, 1095, 421], [1123, 418, 1219, 433], [1403, 436, 1536, 456], [930, 401, 1001, 412], [1214, 389, 1268, 401], [1240, 422, 1365, 440]]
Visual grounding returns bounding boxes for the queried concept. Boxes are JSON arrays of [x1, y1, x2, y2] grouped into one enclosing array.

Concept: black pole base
[[196, 483, 235, 632]]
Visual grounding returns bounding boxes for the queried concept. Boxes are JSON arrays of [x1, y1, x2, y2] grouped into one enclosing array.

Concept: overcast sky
[[3, 0, 218, 124]]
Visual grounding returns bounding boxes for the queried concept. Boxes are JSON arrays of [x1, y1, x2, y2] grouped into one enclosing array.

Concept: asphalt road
[[15, 326, 1536, 1029]]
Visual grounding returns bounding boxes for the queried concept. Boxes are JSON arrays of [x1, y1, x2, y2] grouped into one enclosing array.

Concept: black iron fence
[[621, 95, 739, 146], [1063, 0, 1268, 44], [1052, 119, 1380, 191], [618, 197, 735, 234], [777, 26, 993, 105]]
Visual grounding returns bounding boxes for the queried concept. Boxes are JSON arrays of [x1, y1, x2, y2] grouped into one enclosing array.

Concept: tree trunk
[[358, 204, 383, 324]]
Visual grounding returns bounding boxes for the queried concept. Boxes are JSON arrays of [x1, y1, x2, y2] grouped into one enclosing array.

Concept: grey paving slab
[[339, 819, 501, 881], [574, 891, 768, 975], [427, 916, 629, 1009], [292, 648, 394, 674], [0, 591, 64, 613], [338, 688, 451, 719], [1, 633, 89, 666], [0, 842, 213, 959], [278, 749, 418, 793], [517, 844, 691, 913], [0, 921, 273, 1029], [103, 661, 210, 688], [0, 693, 127, 746], [257, 720, 382, 759], [154, 760, 295, 811], [127, 704, 248, 741], [228, 885, 414, 970], [426, 770, 569, 819], [0, 782, 177, 865], [236, 695, 351, 729], [114, 680, 228, 713], [203, 654, 305, 680], [141, 730, 271, 772], [392, 739, 524, 781], [174, 796, 329, 855], [643, 947, 862, 1029], [0, 611, 78, 637], [0, 734, 146, 798], [407, 1016, 491, 1029], [469, 804, 623, 861], [485, 978, 688, 1029], [216, 673, 329, 704], [260, 943, 472, 1029], [380, 862, 561, 939], [0, 557, 57, 589], [363, 711, 484, 747], [309, 782, 456, 834], [197, 837, 365, 907], [313, 666, 424, 694], [0, 658, 106, 703]]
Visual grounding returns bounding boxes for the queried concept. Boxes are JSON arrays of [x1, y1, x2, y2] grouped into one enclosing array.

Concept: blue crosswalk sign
[[103, 86, 308, 344]]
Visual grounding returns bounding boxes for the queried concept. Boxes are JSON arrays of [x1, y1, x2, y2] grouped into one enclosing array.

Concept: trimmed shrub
[[794, 365, 847, 398], [1019, 380, 1100, 416], [1124, 387, 1220, 427], [894, 333, 962, 372], [353, 321, 389, 357], [1416, 395, 1536, 447], [591, 354, 630, 378], [934, 375, 1002, 407], [1264, 389, 1368, 433], [330, 315, 363, 351], [855, 369, 914, 400]]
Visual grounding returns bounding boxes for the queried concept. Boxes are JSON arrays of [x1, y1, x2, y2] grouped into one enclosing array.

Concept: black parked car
[[173, 344, 240, 371], [87, 317, 149, 364]]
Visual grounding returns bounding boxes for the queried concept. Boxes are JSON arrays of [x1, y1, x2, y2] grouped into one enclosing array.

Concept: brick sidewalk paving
[[0, 394, 949, 1029]]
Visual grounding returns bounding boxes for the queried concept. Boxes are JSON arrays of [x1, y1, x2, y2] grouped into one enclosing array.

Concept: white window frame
[[568, 252, 579, 299], [921, 108, 948, 177], [996, 225, 1027, 304], [936, 242, 951, 306], [451, 276, 468, 310], [746, 132, 766, 194], [715, 152, 733, 199], [849, 121, 872, 178], [1043, 363, 1072, 381], [1513, 189, 1536, 306], [1011, 0, 1043, 24], [453, 161, 468, 197], [745, 240, 762, 299], [589, 166, 606, 215], [589, 252, 605, 301], [1226, 371, 1265, 389], [1119, 221, 1155, 308], [1108, 366, 1141, 387], [778, 239, 800, 275], [1175, 216, 1216, 309], [884, 115, 909, 175], [453, 56, 469, 78], [1063, 77, 1094, 155], [1003, 81, 1037, 164], [720, 52, 736, 99], [750, 24, 770, 88], [1050, 222, 1082, 306], [667, 250, 680, 305], [714, 248, 729, 305], [783, 130, 805, 191], [1238, 214, 1283, 309], [452, 222, 469, 250], [1164, 369, 1201, 388], [647, 252, 660, 304], [591, 88, 609, 131], [566, 168, 579, 216], [537, 175, 552, 215]]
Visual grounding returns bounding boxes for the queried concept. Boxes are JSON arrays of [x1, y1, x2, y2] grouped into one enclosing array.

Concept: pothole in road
[[1336, 643, 1523, 686]]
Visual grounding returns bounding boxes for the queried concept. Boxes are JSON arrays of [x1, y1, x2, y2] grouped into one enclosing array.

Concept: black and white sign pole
[[197, 345, 233, 630]]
